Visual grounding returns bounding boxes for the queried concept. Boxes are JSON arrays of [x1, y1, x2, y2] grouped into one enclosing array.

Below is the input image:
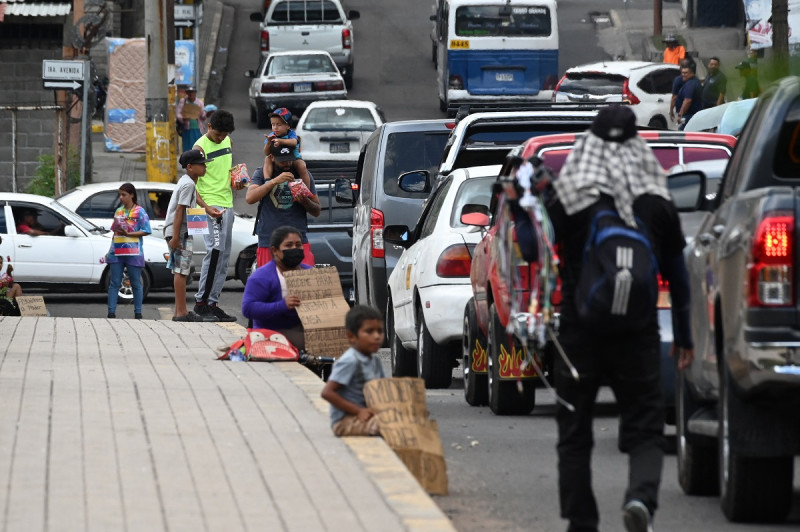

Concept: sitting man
[[16, 209, 61, 236]]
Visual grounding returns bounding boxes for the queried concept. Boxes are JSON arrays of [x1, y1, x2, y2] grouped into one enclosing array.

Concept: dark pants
[[555, 329, 664, 532]]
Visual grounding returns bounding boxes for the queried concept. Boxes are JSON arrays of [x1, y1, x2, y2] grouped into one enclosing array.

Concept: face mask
[[280, 248, 305, 268]]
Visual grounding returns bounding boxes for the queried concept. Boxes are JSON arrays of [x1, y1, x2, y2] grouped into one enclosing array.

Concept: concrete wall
[[0, 48, 63, 193]]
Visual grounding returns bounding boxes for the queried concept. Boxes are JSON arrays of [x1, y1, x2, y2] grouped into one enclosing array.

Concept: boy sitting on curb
[[321, 305, 386, 436]]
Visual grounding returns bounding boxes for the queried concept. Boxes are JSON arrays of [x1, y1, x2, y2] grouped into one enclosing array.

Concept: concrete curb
[[221, 323, 456, 532]]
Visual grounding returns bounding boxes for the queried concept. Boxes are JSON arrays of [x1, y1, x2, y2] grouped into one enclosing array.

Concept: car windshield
[[383, 131, 450, 198], [559, 73, 625, 96], [302, 107, 377, 132], [451, 176, 494, 227], [308, 182, 354, 224], [51, 200, 106, 232], [455, 5, 551, 37], [269, 0, 343, 23], [268, 54, 336, 75]]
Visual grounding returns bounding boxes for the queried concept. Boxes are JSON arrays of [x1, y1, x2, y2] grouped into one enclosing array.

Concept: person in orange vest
[[663, 34, 686, 65]]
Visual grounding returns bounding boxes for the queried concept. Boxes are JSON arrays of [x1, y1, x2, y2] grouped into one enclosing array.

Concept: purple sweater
[[241, 261, 312, 329]]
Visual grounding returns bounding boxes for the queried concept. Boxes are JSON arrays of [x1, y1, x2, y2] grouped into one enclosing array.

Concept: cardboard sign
[[283, 266, 350, 358], [181, 102, 202, 119], [364, 377, 448, 495], [16, 296, 47, 317]]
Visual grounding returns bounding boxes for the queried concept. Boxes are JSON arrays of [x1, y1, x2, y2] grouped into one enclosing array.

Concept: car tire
[[343, 67, 354, 90], [106, 266, 151, 304], [718, 365, 793, 522], [236, 246, 258, 286], [439, 97, 447, 113], [647, 116, 668, 129], [676, 370, 718, 496], [256, 102, 269, 129], [463, 298, 488, 406], [487, 303, 536, 416], [416, 307, 453, 389], [250, 104, 257, 123], [387, 298, 416, 377], [431, 42, 437, 67]]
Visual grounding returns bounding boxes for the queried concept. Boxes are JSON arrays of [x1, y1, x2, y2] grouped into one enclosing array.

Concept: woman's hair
[[270, 225, 302, 249], [345, 305, 383, 335], [119, 182, 137, 205]]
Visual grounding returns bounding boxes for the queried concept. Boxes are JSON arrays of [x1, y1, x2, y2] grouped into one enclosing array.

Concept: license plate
[[495, 72, 514, 82], [329, 143, 350, 153], [294, 82, 312, 92], [348, 288, 355, 302]]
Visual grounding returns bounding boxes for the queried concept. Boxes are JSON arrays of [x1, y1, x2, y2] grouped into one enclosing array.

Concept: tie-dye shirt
[[106, 204, 152, 267]]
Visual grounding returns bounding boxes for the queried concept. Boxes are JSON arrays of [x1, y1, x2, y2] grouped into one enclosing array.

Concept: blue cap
[[269, 107, 292, 125], [204, 104, 218, 112]]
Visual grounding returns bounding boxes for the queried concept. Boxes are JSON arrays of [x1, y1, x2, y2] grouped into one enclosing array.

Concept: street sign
[[174, 19, 194, 27], [43, 80, 83, 91], [174, 4, 194, 20], [42, 60, 85, 81]]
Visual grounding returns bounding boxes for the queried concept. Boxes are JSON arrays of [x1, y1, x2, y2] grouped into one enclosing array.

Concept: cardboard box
[[15, 296, 47, 317]]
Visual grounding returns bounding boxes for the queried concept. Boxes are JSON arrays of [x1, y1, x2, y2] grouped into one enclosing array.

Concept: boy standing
[[262, 107, 309, 181], [164, 149, 219, 322], [321, 305, 386, 436]]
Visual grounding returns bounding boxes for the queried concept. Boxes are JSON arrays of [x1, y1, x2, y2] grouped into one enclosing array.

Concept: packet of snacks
[[229, 163, 250, 187], [288, 179, 312, 201]]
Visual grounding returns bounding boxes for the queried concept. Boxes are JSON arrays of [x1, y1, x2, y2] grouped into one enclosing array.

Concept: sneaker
[[135, 313, 143, 320], [209, 304, 237, 322], [172, 311, 199, 322], [107, 312, 116, 319], [622, 500, 654, 532], [193, 302, 220, 322]]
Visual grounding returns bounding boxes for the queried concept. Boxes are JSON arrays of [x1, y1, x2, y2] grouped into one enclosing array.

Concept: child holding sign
[[321, 305, 386, 436]]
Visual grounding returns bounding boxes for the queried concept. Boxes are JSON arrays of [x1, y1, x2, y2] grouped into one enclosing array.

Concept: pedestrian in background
[[735, 60, 761, 100], [675, 63, 702, 129], [193, 109, 243, 322], [669, 58, 694, 126], [702, 57, 727, 108], [662, 34, 686, 65], [106, 183, 151, 320], [176, 87, 206, 154], [204, 104, 217, 124]]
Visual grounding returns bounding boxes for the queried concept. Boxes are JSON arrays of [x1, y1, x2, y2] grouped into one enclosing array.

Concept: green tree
[[26, 148, 80, 197]]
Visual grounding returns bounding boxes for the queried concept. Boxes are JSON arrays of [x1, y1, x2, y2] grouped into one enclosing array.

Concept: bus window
[[455, 5, 551, 37]]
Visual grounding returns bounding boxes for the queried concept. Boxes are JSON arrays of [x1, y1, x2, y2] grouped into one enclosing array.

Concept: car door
[[636, 66, 679, 128], [0, 204, 14, 269], [10, 202, 100, 283]]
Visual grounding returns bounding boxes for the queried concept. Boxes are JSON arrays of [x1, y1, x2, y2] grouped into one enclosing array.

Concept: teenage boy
[[321, 305, 386, 437], [164, 149, 220, 322]]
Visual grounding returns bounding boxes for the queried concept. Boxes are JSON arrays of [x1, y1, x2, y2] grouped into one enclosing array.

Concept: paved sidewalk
[[0, 317, 455, 532]]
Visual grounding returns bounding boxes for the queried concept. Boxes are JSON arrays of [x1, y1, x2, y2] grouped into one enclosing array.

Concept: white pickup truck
[[250, 0, 360, 89]]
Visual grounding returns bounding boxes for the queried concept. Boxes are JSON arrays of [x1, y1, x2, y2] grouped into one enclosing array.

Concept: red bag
[[218, 328, 299, 362]]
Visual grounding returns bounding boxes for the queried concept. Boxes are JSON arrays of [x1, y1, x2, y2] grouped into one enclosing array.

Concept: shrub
[[26, 148, 80, 197]]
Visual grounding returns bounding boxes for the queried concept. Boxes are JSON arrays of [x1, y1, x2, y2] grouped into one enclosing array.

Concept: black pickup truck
[[309, 177, 355, 301], [672, 76, 800, 523]]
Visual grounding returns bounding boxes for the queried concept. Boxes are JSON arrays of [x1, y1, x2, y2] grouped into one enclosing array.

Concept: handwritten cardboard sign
[[15, 295, 47, 317], [364, 377, 448, 495], [283, 266, 350, 358]]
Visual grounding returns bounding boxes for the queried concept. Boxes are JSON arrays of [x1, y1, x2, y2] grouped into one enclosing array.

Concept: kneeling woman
[[242, 225, 311, 350]]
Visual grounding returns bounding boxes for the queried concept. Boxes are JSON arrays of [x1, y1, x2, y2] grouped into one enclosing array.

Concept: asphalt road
[[45, 0, 800, 529]]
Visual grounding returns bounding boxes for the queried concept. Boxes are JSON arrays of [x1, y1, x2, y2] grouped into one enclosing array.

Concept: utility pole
[[145, 0, 173, 181], [772, 0, 790, 79], [654, 0, 662, 37]]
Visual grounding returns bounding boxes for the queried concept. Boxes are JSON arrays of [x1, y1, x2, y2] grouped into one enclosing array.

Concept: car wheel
[[343, 67, 354, 90], [647, 116, 668, 129], [463, 298, 488, 406], [236, 246, 258, 285], [416, 307, 453, 389], [487, 303, 536, 415], [439, 97, 447, 113], [387, 298, 416, 377], [431, 43, 437, 67], [250, 104, 257, 123], [718, 366, 793, 522], [676, 369, 718, 495], [107, 266, 151, 304], [256, 102, 269, 129]]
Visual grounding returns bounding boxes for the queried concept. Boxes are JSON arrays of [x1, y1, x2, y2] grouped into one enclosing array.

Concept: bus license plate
[[329, 143, 350, 153], [495, 73, 514, 82], [294, 82, 312, 92]]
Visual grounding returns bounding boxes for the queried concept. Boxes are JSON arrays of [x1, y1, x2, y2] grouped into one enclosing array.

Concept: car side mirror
[[334, 177, 355, 205], [668, 170, 706, 212], [348, 10, 360, 20], [383, 224, 413, 248], [249, 12, 264, 22], [244, 70, 256, 78], [398, 170, 430, 193], [64, 225, 82, 237], [460, 203, 490, 226]]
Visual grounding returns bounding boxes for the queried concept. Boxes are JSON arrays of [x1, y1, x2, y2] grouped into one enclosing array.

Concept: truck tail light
[[260, 82, 292, 93], [448, 74, 463, 90], [657, 274, 671, 309], [551, 74, 566, 101], [622, 79, 640, 105], [748, 212, 794, 307], [370, 208, 384, 259], [342, 28, 352, 49], [436, 244, 473, 277], [313, 80, 345, 91], [260, 30, 269, 53]]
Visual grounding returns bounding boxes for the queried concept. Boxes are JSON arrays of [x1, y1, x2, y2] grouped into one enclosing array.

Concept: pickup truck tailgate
[[270, 25, 343, 58]]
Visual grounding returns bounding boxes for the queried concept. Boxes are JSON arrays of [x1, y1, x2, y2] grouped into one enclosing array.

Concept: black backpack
[[575, 207, 659, 334]]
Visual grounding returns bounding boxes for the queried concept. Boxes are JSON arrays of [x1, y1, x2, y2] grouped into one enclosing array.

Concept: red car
[[464, 130, 737, 415]]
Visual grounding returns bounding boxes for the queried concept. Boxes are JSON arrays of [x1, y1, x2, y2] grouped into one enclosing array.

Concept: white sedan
[[0, 193, 173, 300], [384, 165, 500, 389], [295, 100, 385, 164], [57, 181, 259, 284]]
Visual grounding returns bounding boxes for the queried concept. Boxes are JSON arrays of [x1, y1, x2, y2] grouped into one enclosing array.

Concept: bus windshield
[[455, 5, 551, 37]]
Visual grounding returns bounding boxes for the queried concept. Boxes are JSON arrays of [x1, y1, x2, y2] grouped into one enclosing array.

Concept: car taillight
[[622, 79, 640, 105], [748, 213, 794, 307], [313, 80, 345, 91], [657, 274, 671, 309], [342, 28, 352, 49], [370, 208, 384, 259], [436, 244, 472, 277], [448, 74, 463, 90], [260, 82, 292, 93], [551, 74, 566, 101], [260, 30, 269, 53]]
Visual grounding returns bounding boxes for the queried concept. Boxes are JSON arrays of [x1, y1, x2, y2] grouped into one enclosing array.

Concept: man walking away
[[675, 63, 702, 130], [702, 57, 727, 108]]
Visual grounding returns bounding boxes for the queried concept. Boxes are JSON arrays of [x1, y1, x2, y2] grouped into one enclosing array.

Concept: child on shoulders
[[262, 108, 309, 180]]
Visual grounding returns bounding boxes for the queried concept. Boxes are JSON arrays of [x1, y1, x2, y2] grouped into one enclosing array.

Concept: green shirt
[[194, 134, 233, 208]]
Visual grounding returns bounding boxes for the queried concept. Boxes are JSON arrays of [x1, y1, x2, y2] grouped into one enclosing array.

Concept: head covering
[[552, 107, 670, 227], [269, 107, 292, 125], [204, 104, 218, 113], [186, 86, 197, 92], [590, 105, 637, 142], [270, 143, 295, 162], [664, 33, 678, 43], [179, 149, 209, 168]]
